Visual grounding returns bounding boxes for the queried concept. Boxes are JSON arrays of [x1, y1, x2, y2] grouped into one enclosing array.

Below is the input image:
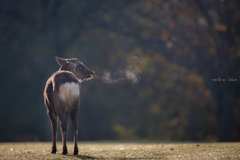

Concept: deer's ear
[[55, 57, 66, 66]]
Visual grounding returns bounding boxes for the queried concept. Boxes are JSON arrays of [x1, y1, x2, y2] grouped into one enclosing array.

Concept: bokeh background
[[0, 0, 240, 142]]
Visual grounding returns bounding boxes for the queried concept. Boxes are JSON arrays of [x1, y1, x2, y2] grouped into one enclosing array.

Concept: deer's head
[[55, 57, 94, 81]]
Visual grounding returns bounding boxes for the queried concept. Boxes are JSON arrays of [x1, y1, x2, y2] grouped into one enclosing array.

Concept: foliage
[[0, 0, 239, 142]]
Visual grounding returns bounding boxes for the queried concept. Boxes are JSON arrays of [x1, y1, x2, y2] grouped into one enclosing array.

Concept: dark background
[[0, 0, 240, 142]]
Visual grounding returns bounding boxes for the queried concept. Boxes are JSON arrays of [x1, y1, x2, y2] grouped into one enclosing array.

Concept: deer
[[44, 57, 94, 155]]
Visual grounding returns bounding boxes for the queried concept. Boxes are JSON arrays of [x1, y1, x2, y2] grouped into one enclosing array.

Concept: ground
[[0, 142, 239, 159]]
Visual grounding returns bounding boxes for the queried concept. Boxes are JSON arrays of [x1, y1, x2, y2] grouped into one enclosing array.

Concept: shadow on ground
[[73, 155, 95, 159]]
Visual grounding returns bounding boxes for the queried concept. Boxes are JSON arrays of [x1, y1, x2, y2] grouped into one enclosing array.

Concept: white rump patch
[[59, 82, 80, 103]]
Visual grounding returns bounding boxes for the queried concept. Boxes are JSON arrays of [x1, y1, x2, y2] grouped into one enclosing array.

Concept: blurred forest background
[[0, 0, 240, 142]]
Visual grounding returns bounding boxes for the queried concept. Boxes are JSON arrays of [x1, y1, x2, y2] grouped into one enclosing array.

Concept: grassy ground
[[0, 142, 239, 159]]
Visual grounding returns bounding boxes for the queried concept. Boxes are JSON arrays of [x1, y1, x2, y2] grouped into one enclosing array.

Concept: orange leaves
[[236, 50, 240, 57], [215, 24, 227, 32], [161, 33, 169, 42], [146, 0, 153, 7]]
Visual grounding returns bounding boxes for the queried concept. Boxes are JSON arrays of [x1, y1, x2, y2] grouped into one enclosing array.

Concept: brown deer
[[44, 57, 94, 155]]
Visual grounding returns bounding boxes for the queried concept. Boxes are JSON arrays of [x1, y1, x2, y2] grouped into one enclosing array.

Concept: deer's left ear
[[55, 57, 66, 66]]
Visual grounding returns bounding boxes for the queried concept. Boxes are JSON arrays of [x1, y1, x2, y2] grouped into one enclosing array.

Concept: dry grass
[[0, 142, 239, 159]]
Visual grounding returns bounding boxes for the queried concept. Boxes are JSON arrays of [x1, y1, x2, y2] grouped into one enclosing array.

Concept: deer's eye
[[78, 65, 83, 70]]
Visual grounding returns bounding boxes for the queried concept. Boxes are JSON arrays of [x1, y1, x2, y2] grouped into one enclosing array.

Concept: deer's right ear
[[55, 57, 66, 66]]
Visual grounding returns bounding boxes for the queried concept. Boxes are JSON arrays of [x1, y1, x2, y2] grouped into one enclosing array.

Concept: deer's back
[[44, 71, 80, 111]]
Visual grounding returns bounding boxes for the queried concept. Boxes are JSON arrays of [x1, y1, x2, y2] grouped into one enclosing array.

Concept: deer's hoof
[[73, 147, 78, 155], [62, 150, 68, 155], [51, 148, 56, 154], [73, 152, 78, 155], [62, 146, 68, 155], [62, 151, 68, 155]]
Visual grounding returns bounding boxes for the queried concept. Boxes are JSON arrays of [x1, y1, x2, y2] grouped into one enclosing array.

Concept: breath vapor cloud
[[102, 56, 142, 85]]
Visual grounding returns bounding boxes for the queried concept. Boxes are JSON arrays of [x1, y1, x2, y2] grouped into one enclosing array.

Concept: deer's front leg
[[58, 112, 69, 155], [70, 108, 79, 155]]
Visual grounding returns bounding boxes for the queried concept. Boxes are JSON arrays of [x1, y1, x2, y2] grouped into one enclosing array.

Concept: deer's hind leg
[[58, 110, 69, 155], [46, 100, 58, 154]]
